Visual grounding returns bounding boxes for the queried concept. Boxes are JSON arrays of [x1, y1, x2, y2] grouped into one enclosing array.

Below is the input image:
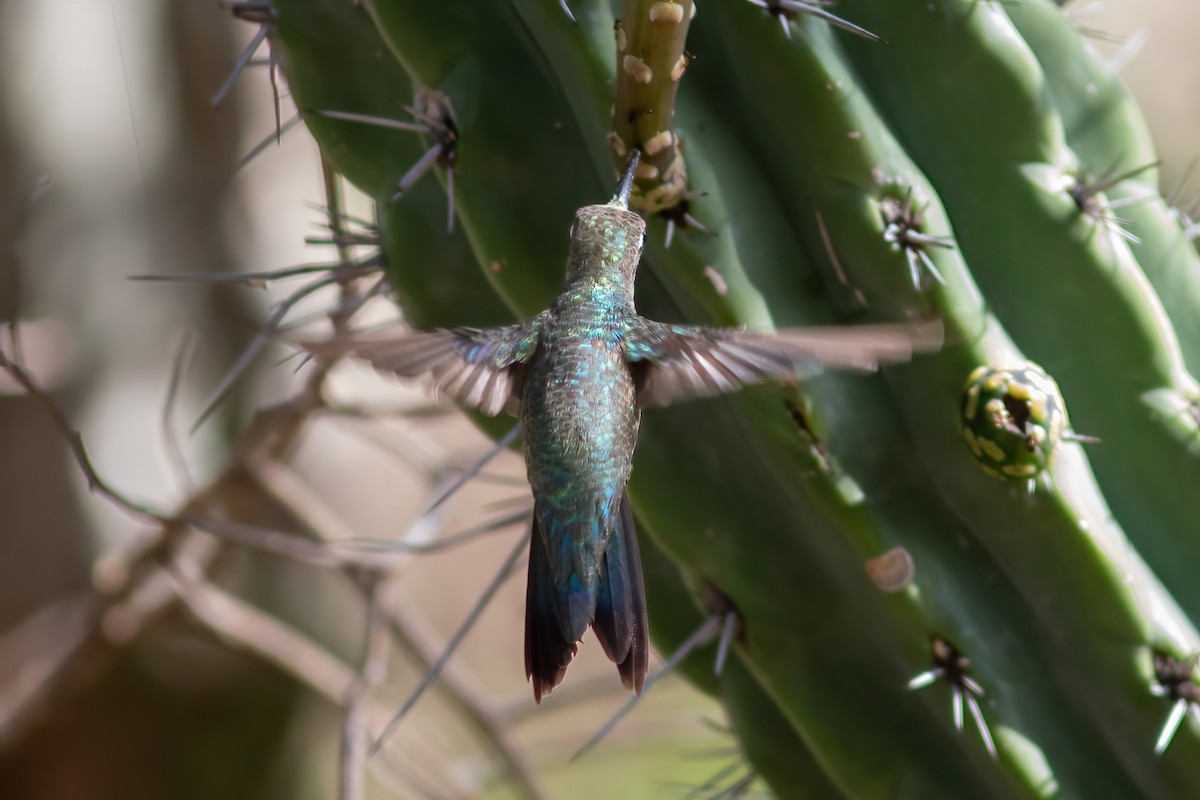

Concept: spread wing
[[623, 318, 942, 408], [300, 316, 545, 416]]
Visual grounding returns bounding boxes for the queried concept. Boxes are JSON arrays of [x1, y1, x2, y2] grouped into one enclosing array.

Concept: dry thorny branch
[[0, 155, 565, 798], [0, 165, 748, 795]]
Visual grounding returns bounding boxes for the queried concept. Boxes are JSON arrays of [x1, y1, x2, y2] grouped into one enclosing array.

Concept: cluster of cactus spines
[[1005, 0, 1200, 377], [232, 0, 1200, 795], [1152, 653, 1200, 755], [745, 0, 878, 43], [318, 88, 460, 233], [907, 638, 998, 761], [879, 187, 952, 290]]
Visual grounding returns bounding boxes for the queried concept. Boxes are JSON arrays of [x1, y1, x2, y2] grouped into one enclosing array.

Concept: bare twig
[[572, 614, 726, 761], [174, 572, 351, 702], [374, 590, 546, 800], [190, 273, 339, 432], [2, 132, 554, 800], [128, 260, 358, 286], [0, 347, 166, 525], [0, 332, 321, 743], [341, 578, 390, 800], [497, 674, 628, 726], [369, 531, 528, 756], [162, 333, 196, 492], [0, 595, 96, 745], [423, 423, 521, 516], [184, 508, 527, 584]]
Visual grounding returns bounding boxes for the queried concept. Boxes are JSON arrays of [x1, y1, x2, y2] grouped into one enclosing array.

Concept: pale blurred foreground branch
[[0, 162, 547, 798]]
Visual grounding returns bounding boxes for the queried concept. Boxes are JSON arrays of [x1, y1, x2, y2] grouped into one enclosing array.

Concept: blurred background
[[0, 1, 1196, 798]]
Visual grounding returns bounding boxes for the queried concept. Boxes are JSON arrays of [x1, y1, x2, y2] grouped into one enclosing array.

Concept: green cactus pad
[[248, 0, 1200, 794]]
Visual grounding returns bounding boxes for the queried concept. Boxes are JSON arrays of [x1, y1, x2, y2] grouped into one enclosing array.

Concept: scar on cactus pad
[[865, 546, 915, 593], [960, 363, 1096, 493]]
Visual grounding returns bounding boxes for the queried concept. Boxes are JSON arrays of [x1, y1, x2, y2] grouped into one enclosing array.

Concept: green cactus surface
[[256, 0, 1200, 796]]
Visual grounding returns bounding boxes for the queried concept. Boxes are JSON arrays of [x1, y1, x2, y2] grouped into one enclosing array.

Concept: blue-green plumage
[[308, 151, 940, 701], [519, 203, 649, 700]]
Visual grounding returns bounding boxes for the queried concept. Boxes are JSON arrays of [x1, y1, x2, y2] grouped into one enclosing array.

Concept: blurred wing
[[623, 318, 942, 408], [301, 317, 544, 415]]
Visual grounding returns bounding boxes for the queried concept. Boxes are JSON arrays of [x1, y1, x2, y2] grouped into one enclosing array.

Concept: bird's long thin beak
[[611, 149, 641, 210]]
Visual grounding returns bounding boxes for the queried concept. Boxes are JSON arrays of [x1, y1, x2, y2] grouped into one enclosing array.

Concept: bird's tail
[[524, 492, 648, 702]]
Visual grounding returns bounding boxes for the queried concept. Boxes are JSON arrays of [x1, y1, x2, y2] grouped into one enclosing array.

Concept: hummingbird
[[307, 150, 941, 701]]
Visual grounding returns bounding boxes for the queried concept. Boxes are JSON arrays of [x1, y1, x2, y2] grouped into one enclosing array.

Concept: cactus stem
[[745, 0, 880, 43], [908, 638, 997, 760], [612, 2, 694, 216]]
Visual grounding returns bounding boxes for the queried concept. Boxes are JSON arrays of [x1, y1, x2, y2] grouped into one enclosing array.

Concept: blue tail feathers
[[524, 492, 648, 702], [593, 494, 649, 693]]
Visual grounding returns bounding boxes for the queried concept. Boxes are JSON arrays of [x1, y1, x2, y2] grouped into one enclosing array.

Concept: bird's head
[[563, 150, 647, 293]]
